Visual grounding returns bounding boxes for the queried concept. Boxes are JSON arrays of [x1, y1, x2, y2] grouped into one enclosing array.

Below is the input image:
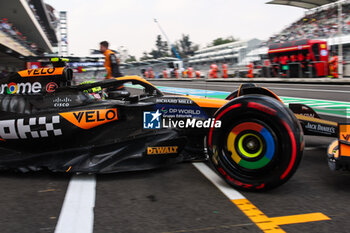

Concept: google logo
[[7, 83, 18, 94]]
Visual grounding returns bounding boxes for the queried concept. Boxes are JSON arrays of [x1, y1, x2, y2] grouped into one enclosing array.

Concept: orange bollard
[[174, 69, 179, 79], [210, 64, 218, 78], [329, 56, 339, 78], [222, 64, 228, 78], [246, 63, 254, 78], [213, 70, 218, 78], [163, 70, 168, 78], [188, 67, 193, 78], [149, 70, 155, 79]]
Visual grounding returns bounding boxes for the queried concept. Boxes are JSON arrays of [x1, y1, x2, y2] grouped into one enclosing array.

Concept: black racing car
[[0, 59, 342, 191]]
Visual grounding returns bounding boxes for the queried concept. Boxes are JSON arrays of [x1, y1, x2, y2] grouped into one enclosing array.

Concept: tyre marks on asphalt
[[192, 162, 330, 233], [55, 162, 330, 233], [0, 172, 69, 233], [54, 175, 96, 233], [94, 164, 261, 233]]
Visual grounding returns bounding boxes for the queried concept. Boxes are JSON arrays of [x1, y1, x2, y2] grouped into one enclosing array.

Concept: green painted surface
[[123, 83, 349, 118], [154, 85, 350, 118]]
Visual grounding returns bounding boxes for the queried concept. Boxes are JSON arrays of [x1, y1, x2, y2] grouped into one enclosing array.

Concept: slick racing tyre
[[208, 95, 304, 191]]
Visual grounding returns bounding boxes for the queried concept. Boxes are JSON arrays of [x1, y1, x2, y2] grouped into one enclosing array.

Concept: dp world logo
[[143, 110, 162, 129]]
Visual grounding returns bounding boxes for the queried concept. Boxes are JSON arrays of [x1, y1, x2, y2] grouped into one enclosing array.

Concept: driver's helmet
[[80, 81, 106, 99]]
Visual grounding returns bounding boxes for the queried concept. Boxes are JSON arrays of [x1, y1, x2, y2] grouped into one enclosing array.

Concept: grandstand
[[267, 1, 350, 44], [120, 0, 350, 78], [0, 0, 59, 72], [187, 39, 261, 68], [120, 40, 263, 78], [121, 57, 181, 77], [58, 11, 68, 56], [230, 0, 350, 75]]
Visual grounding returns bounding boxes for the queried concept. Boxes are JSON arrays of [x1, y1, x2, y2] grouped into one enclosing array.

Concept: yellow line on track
[[233, 199, 331, 233], [233, 199, 286, 233], [270, 213, 331, 225], [193, 163, 331, 233]]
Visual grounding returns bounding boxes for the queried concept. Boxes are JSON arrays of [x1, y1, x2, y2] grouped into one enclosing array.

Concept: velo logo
[[60, 108, 118, 129]]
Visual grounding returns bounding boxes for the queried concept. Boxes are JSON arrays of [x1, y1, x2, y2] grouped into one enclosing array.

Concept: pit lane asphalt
[[149, 80, 350, 102], [93, 136, 350, 233], [1, 81, 350, 233]]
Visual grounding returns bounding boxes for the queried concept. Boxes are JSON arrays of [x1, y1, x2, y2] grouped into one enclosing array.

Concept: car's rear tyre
[[208, 95, 304, 191]]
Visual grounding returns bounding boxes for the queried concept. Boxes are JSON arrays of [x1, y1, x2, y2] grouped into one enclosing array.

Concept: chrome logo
[[0, 82, 42, 94], [7, 83, 18, 94]]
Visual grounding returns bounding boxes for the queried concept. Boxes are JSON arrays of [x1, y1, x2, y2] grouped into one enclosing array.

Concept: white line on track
[[305, 104, 350, 107], [153, 82, 350, 95], [286, 101, 320, 104], [156, 84, 350, 108], [281, 96, 350, 104], [268, 87, 350, 94], [197, 84, 350, 94], [192, 162, 245, 200], [244, 83, 350, 88], [152, 81, 350, 88], [54, 175, 96, 233]]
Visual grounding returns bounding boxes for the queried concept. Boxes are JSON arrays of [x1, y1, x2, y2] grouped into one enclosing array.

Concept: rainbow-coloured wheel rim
[[226, 122, 276, 170]]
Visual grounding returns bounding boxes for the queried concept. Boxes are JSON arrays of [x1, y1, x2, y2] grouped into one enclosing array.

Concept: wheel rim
[[237, 133, 263, 159], [226, 122, 276, 170]]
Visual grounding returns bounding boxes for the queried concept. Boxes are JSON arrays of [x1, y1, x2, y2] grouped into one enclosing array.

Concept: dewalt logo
[[147, 146, 178, 155], [60, 108, 118, 129]]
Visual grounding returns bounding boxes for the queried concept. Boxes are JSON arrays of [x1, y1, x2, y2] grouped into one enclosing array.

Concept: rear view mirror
[[109, 90, 130, 99]]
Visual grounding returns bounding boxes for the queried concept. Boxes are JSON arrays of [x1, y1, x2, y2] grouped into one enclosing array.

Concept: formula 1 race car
[[0, 58, 345, 191]]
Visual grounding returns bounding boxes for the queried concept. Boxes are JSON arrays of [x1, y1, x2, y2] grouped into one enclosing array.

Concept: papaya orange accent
[[114, 76, 155, 86], [295, 114, 338, 126], [339, 124, 350, 157], [187, 96, 228, 108], [261, 87, 283, 103], [269, 45, 310, 53], [340, 143, 350, 157], [18, 67, 65, 77], [237, 84, 243, 97], [328, 140, 339, 158], [60, 108, 118, 129]]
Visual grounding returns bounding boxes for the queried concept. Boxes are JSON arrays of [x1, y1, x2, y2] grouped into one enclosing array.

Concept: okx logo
[[143, 110, 161, 129], [0, 116, 62, 140]]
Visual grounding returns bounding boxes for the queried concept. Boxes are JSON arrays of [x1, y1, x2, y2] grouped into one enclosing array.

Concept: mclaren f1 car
[[0, 58, 347, 191]]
